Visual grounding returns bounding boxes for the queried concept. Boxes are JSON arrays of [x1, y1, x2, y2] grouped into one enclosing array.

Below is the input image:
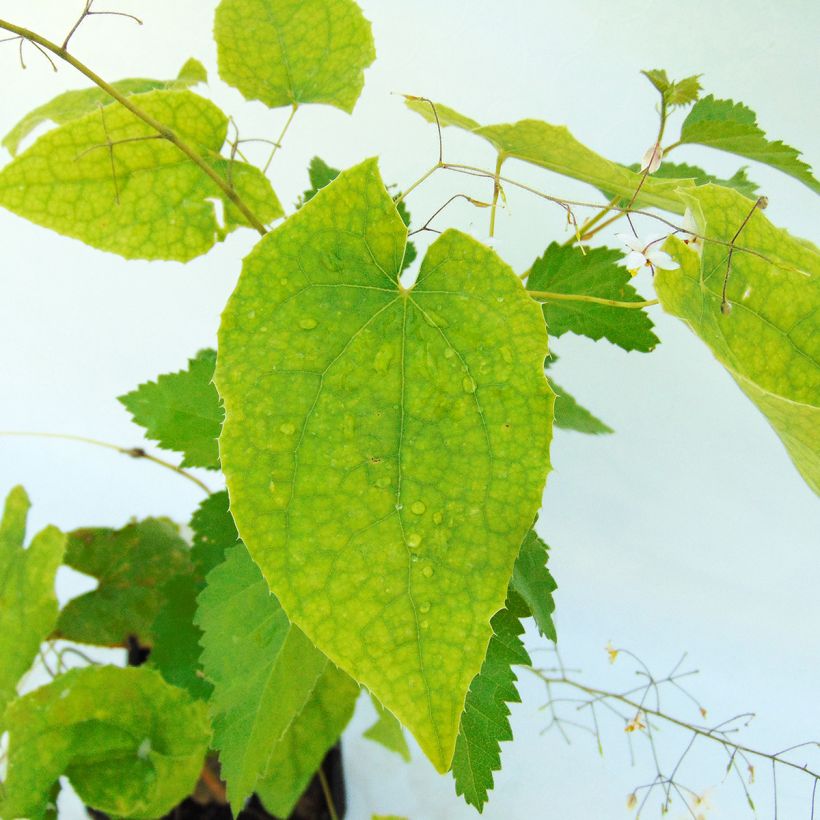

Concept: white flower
[[616, 233, 679, 276], [640, 142, 662, 174], [680, 207, 704, 254]]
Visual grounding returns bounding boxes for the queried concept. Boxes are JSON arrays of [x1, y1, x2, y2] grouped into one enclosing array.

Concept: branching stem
[[0, 17, 268, 236], [528, 669, 820, 783]]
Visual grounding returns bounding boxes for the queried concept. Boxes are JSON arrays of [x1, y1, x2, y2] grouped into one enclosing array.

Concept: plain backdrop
[[0, 1, 818, 818]]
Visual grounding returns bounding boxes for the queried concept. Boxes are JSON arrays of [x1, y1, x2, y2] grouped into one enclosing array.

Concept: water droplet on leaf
[[299, 318, 318, 329], [411, 501, 426, 515]]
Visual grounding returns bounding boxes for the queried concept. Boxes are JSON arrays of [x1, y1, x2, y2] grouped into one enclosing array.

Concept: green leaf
[[0, 89, 282, 261], [405, 99, 692, 213], [2, 58, 206, 156], [0, 665, 210, 820], [0, 486, 65, 723], [511, 529, 557, 640], [190, 489, 238, 577], [550, 380, 613, 435], [363, 696, 411, 762], [216, 158, 553, 772], [214, 0, 375, 113], [299, 155, 417, 270], [611, 161, 759, 201], [55, 518, 191, 646], [527, 242, 659, 352], [656, 185, 820, 494], [196, 543, 331, 814], [641, 69, 702, 107], [300, 156, 343, 205], [149, 575, 211, 700], [451, 594, 531, 811], [256, 663, 359, 817], [119, 348, 224, 470], [679, 95, 820, 194]]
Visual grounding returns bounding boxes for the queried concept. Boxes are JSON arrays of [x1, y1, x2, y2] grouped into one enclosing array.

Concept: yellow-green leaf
[[656, 185, 820, 494], [0, 666, 210, 820], [216, 158, 553, 772], [0, 486, 65, 723], [0, 89, 282, 261], [214, 0, 375, 112], [405, 99, 692, 213], [2, 58, 206, 156]]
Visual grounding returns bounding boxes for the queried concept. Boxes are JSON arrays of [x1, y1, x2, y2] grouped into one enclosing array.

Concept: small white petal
[[624, 251, 646, 270], [616, 233, 643, 253], [646, 249, 679, 270]]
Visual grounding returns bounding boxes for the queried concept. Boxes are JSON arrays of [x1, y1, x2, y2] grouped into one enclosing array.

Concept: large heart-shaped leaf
[[216, 158, 552, 770]]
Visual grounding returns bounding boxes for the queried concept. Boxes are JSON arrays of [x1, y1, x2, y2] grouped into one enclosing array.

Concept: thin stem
[[528, 291, 659, 310], [0, 431, 211, 494], [579, 210, 625, 242], [529, 670, 820, 782], [408, 193, 490, 237], [0, 17, 268, 236], [624, 97, 668, 237], [199, 765, 227, 804], [395, 162, 442, 205], [317, 766, 339, 820], [441, 162, 792, 272], [489, 152, 504, 237], [663, 140, 682, 156], [721, 196, 765, 314], [565, 195, 620, 246], [262, 103, 299, 174]]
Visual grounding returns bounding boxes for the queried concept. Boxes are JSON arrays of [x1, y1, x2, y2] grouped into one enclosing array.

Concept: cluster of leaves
[[0, 0, 817, 818]]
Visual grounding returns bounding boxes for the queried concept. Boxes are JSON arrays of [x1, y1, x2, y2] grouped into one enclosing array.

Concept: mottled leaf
[[679, 95, 820, 194], [0, 89, 282, 260], [299, 155, 416, 270], [216, 158, 553, 771], [196, 543, 329, 813], [0, 666, 210, 820], [451, 594, 530, 811], [511, 529, 557, 640], [55, 518, 191, 646], [256, 664, 359, 817], [527, 242, 659, 352], [214, 0, 375, 112], [190, 489, 238, 577], [119, 348, 223, 470], [363, 696, 411, 762], [2, 58, 206, 156], [406, 99, 692, 213], [0, 486, 65, 722], [656, 185, 820, 493]]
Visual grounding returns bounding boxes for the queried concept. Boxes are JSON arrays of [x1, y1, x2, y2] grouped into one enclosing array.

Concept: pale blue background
[[0, 1, 818, 818]]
